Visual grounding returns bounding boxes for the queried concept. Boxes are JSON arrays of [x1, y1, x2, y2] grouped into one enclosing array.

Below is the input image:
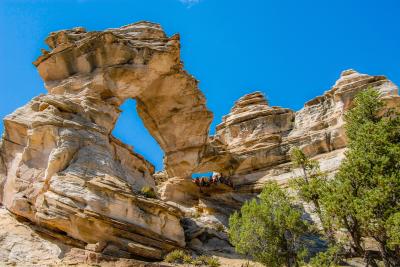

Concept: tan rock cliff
[[200, 69, 399, 194]]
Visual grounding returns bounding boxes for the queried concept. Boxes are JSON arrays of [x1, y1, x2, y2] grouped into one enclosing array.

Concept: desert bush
[[309, 245, 343, 267], [164, 250, 220, 266], [196, 255, 220, 267], [183, 254, 194, 264], [215, 223, 225, 232], [229, 182, 310, 267], [140, 186, 157, 198], [164, 250, 188, 264]]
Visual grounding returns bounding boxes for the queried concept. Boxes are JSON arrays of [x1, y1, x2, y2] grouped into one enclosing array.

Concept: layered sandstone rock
[[0, 207, 175, 266], [175, 69, 399, 258], [1, 19, 400, 265], [33, 21, 212, 177], [204, 69, 399, 192], [0, 21, 216, 260]]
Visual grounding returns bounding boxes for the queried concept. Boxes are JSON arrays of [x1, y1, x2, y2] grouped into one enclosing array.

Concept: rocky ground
[[0, 206, 260, 266]]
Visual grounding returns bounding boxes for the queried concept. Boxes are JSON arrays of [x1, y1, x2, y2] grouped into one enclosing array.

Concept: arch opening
[[190, 171, 234, 191], [112, 98, 164, 171], [191, 172, 213, 179]]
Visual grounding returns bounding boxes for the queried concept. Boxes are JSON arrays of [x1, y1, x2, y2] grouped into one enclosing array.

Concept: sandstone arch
[[2, 20, 399, 262], [34, 21, 213, 177], [0, 21, 213, 260]]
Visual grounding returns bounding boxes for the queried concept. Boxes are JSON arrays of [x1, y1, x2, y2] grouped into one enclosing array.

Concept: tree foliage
[[229, 88, 400, 266], [228, 182, 310, 267], [290, 147, 332, 239], [164, 250, 220, 266], [322, 88, 400, 266], [309, 244, 343, 267]]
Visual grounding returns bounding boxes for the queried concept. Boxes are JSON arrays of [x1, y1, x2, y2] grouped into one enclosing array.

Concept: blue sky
[[1, 0, 400, 171]]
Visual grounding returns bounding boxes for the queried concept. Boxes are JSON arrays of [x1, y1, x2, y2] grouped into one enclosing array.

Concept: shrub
[[196, 255, 220, 267], [309, 245, 343, 267], [228, 182, 310, 267], [164, 251, 220, 266], [191, 257, 204, 266], [204, 257, 220, 267], [386, 212, 400, 250], [215, 223, 225, 232], [140, 186, 157, 198], [164, 250, 188, 264], [183, 254, 193, 264]]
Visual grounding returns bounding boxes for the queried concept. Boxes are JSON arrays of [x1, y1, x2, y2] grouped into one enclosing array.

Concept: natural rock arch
[[34, 21, 213, 178], [0, 21, 214, 260], [1, 21, 400, 263]]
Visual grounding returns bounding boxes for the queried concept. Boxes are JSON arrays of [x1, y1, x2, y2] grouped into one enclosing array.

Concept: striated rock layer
[[1, 20, 400, 264], [0, 21, 214, 260], [172, 69, 400, 257], [0, 206, 174, 266], [199, 69, 399, 193]]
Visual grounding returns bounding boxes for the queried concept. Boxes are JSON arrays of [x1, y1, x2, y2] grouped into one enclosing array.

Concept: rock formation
[[0, 206, 175, 266], [0, 21, 213, 261], [0, 21, 399, 265], [197, 69, 399, 193], [175, 69, 400, 257]]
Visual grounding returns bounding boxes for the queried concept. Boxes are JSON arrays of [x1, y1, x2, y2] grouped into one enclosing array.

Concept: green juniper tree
[[323, 88, 400, 266], [309, 244, 343, 267], [228, 182, 310, 267], [385, 212, 400, 252], [290, 147, 333, 240]]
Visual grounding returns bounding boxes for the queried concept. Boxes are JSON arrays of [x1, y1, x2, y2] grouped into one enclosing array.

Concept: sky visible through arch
[[1, 0, 400, 171]]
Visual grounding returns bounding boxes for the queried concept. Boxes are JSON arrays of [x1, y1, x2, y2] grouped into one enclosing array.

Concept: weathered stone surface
[[0, 207, 175, 266], [167, 69, 400, 259], [201, 69, 399, 192], [33, 21, 213, 178], [0, 206, 70, 266], [158, 176, 201, 204], [0, 21, 217, 260], [200, 91, 295, 175], [1, 19, 400, 266]]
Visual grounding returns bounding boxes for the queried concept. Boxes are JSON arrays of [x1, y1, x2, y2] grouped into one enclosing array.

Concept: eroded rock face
[[0, 207, 175, 266], [202, 69, 399, 192], [204, 92, 294, 175], [1, 20, 400, 264], [0, 21, 216, 260], [173, 69, 399, 257], [34, 21, 213, 178]]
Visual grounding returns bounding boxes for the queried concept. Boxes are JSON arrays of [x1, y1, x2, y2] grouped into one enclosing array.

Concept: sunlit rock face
[[201, 69, 399, 192], [34, 21, 213, 178], [1, 19, 400, 263], [0, 21, 215, 260], [0, 206, 178, 266], [179, 70, 399, 256]]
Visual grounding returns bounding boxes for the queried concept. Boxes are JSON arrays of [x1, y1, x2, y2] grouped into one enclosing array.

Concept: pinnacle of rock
[[340, 68, 358, 77]]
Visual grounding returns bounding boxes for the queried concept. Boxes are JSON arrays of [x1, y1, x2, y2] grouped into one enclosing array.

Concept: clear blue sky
[[1, 0, 400, 171]]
